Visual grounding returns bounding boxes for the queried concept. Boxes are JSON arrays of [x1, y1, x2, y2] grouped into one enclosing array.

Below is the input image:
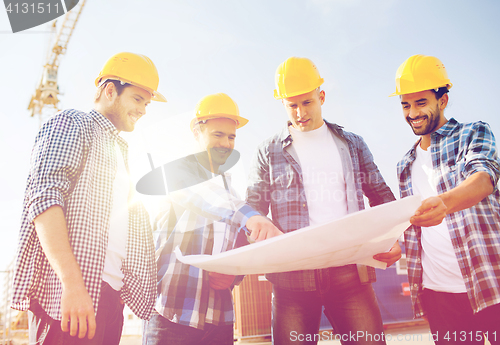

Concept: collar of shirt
[[400, 118, 460, 172], [278, 120, 345, 149], [433, 117, 459, 138], [90, 109, 129, 162], [90, 109, 118, 134]]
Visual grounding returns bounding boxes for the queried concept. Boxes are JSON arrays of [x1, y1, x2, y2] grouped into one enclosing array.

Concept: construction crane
[[27, 0, 86, 126]]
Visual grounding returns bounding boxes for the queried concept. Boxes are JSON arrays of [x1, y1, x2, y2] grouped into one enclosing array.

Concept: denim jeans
[[421, 289, 500, 345], [28, 282, 124, 345], [272, 265, 385, 345], [142, 311, 234, 345]]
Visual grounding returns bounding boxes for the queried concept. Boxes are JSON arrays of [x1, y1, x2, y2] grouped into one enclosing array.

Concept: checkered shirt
[[397, 118, 500, 318], [246, 120, 395, 291], [11, 109, 156, 320], [153, 156, 259, 330]]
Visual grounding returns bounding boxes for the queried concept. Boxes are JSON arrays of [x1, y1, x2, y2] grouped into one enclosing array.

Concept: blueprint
[[175, 195, 421, 275]]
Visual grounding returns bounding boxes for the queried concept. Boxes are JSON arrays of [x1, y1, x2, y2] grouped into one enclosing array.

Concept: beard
[[107, 96, 135, 132], [208, 147, 232, 166], [406, 104, 442, 136]]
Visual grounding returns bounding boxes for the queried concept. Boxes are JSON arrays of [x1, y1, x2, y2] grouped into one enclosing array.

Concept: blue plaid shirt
[[152, 156, 259, 330], [397, 118, 500, 318], [246, 120, 395, 291]]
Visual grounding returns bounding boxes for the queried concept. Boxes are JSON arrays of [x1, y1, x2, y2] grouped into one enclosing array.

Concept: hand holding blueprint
[[175, 196, 421, 275]]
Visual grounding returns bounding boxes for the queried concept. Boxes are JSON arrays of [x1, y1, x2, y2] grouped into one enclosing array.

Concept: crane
[[27, 0, 86, 126]]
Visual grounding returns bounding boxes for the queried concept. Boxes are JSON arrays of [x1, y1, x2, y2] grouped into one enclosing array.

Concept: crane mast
[[27, 0, 86, 126]]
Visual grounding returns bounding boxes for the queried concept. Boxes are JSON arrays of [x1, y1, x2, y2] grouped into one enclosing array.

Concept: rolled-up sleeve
[[463, 122, 500, 191], [25, 113, 83, 222], [167, 175, 260, 230]]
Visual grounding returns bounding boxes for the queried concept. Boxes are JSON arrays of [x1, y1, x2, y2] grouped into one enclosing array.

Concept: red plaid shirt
[[11, 109, 156, 320]]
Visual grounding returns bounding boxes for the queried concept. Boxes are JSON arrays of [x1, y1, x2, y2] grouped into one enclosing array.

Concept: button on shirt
[[11, 109, 156, 320], [398, 118, 500, 318]]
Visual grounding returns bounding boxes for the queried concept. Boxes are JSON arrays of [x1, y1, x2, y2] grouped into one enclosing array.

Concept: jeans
[[421, 289, 500, 345], [142, 311, 234, 345], [28, 282, 124, 345], [272, 265, 385, 345]]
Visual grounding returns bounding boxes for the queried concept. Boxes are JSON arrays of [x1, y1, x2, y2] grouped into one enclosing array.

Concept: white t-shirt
[[289, 122, 348, 226], [411, 144, 466, 293], [102, 141, 129, 291]]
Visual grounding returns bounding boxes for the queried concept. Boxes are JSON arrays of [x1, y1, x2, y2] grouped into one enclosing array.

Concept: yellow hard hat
[[274, 57, 324, 99], [389, 54, 452, 97], [190, 93, 249, 130], [95, 52, 167, 102]]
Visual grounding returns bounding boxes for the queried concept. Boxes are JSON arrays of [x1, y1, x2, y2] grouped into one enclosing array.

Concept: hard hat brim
[[273, 78, 324, 100], [190, 114, 249, 131], [152, 90, 167, 102], [388, 83, 453, 97]]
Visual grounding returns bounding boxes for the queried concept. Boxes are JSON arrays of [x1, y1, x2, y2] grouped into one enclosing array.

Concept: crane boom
[[28, 0, 86, 125]]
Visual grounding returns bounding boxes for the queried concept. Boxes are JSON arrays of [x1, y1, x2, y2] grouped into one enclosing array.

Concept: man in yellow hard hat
[[142, 93, 282, 345], [10, 52, 166, 345], [246, 57, 401, 344], [393, 54, 500, 344]]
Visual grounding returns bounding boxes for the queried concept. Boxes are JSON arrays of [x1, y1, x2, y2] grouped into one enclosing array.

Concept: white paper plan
[[175, 195, 421, 275]]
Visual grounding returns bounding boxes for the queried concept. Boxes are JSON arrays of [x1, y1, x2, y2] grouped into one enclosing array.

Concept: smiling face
[[194, 117, 237, 172], [401, 89, 448, 139], [100, 83, 152, 132], [282, 89, 325, 132]]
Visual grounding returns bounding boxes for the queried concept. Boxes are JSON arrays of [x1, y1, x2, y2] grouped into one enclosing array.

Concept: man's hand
[[245, 215, 284, 242], [33, 206, 96, 339], [373, 241, 402, 267], [410, 196, 447, 227], [60, 283, 96, 339], [208, 272, 236, 290]]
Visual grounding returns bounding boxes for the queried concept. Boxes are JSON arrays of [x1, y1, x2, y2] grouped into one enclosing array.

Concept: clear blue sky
[[1, 0, 499, 270]]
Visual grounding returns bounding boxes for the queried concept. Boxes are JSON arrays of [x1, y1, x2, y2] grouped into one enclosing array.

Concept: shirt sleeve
[[245, 144, 272, 217], [356, 135, 396, 206], [25, 112, 84, 222], [463, 121, 500, 191], [167, 175, 256, 229]]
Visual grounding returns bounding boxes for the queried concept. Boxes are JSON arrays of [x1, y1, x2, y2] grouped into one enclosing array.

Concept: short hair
[[432, 86, 449, 100], [193, 121, 206, 133], [192, 118, 237, 133], [94, 79, 131, 102]]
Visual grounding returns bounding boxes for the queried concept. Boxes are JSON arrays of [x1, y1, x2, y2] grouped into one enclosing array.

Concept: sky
[[1, 0, 499, 274]]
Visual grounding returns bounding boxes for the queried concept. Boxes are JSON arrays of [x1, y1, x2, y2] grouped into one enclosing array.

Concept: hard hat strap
[[97, 78, 128, 88], [194, 117, 239, 127], [97, 77, 155, 99]]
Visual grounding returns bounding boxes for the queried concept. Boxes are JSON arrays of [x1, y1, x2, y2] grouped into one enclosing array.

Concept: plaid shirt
[[246, 120, 395, 291], [11, 109, 156, 320], [397, 118, 500, 318], [153, 156, 259, 330]]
